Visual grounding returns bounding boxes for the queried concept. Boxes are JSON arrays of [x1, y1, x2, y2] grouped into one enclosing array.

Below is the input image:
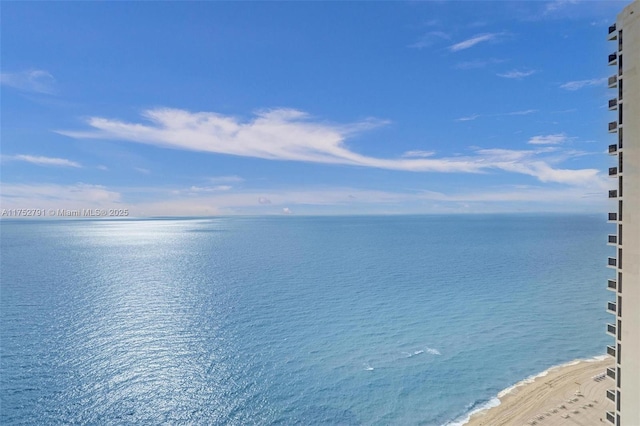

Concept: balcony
[[608, 24, 617, 39], [609, 190, 618, 199], [608, 212, 617, 221], [608, 74, 618, 88], [609, 167, 618, 177], [609, 53, 618, 65], [607, 367, 616, 380], [607, 323, 616, 336], [608, 279, 617, 291], [607, 345, 616, 357], [607, 389, 616, 402], [608, 234, 618, 244], [608, 257, 617, 268], [606, 411, 615, 425], [609, 144, 618, 154], [609, 98, 618, 110], [609, 121, 618, 133], [607, 301, 617, 315]]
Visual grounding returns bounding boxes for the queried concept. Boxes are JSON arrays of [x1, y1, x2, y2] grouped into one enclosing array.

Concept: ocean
[[0, 215, 612, 425]]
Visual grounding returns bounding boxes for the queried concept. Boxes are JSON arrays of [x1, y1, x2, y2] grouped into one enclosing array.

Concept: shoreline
[[447, 355, 612, 426]]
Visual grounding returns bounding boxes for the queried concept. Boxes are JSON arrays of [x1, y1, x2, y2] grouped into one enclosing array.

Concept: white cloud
[[0, 183, 121, 209], [449, 33, 500, 52], [560, 77, 606, 91], [207, 175, 244, 184], [0, 70, 57, 94], [528, 133, 568, 145], [59, 107, 599, 186], [401, 150, 435, 158], [497, 69, 536, 79], [258, 197, 272, 205], [134, 167, 151, 174], [455, 58, 505, 69], [0, 181, 608, 217], [455, 114, 481, 122], [409, 31, 451, 49], [544, 0, 579, 14], [5, 154, 82, 168], [506, 109, 537, 116], [455, 110, 536, 122], [188, 185, 232, 193]]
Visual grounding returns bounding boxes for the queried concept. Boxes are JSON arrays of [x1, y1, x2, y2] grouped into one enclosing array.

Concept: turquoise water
[[0, 215, 612, 425]]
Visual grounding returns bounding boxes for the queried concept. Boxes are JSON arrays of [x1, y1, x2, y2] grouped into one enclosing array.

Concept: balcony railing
[[607, 345, 616, 357], [607, 323, 616, 336], [608, 257, 617, 267], [609, 167, 618, 176], [609, 98, 618, 109], [608, 279, 617, 291], [609, 121, 618, 132], [606, 411, 615, 424], [607, 301, 617, 314], [609, 190, 618, 198], [606, 389, 616, 402], [609, 144, 618, 154], [608, 234, 618, 244], [608, 75, 618, 87], [609, 53, 618, 64], [607, 367, 616, 380], [608, 212, 617, 221], [609, 24, 616, 34]]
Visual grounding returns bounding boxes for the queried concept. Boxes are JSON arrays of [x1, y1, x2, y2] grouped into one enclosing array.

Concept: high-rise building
[[606, 1, 639, 425]]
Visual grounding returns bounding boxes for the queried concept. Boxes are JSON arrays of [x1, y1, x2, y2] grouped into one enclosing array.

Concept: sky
[[0, 1, 628, 216]]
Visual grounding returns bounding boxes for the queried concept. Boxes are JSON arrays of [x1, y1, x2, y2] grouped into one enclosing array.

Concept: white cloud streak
[[497, 70, 536, 79], [0, 183, 121, 209], [0, 70, 57, 94], [59, 107, 600, 186], [409, 31, 451, 49], [5, 154, 82, 168], [560, 77, 606, 91], [450, 33, 500, 52], [528, 133, 568, 145]]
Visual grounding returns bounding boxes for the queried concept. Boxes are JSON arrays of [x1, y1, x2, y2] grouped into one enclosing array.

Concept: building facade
[[606, 1, 639, 425]]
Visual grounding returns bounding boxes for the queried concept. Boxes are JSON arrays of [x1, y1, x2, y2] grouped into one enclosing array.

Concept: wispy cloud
[[455, 58, 505, 69], [544, 0, 580, 15], [401, 150, 436, 158], [0, 183, 121, 208], [0, 69, 57, 94], [455, 114, 481, 122], [59, 107, 599, 186], [0, 181, 607, 217], [497, 69, 536, 79], [207, 175, 244, 184], [528, 133, 568, 145], [449, 33, 501, 52], [409, 31, 451, 49], [455, 109, 537, 122], [188, 185, 233, 193], [4, 154, 82, 168], [506, 109, 537, 116], [560, 77, 606, 91]]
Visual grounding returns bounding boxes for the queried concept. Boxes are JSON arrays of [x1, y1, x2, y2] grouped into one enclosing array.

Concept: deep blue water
[[0, 215, 612, 425]]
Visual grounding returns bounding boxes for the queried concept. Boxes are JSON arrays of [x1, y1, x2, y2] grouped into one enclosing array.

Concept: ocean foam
[[450, 354, 607, 425], [426, 347, 441, 355], [444, 398, 501, 426], [497, 355, 603, 398]]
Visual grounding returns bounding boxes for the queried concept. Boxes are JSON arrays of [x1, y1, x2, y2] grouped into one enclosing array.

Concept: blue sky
[[1, 1, 627, 216]]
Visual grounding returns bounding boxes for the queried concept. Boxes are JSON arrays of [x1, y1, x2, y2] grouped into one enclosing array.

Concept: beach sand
[[465, 357, 614, 426]]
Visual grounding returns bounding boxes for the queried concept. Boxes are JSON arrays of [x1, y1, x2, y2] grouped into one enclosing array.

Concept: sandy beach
[[464, 357, 614, 426]]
